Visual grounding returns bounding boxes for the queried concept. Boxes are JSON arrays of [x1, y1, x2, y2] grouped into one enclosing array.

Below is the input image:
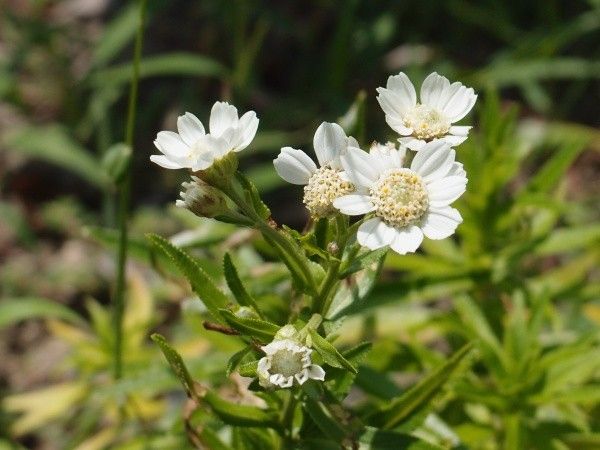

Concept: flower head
[[377, 72, 477, 151], [257, 339, 325, 389], [333, 141, 467, 255], [150, 101, 259, 171], [176, 176, 228, 218], [273, 122, 357, 218]]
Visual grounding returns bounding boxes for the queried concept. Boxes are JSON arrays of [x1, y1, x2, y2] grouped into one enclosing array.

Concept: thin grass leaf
[[223, 253, 262, 317]]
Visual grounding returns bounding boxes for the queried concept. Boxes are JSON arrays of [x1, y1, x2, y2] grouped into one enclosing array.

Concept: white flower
[[333, 141, 467, 255], [150, 101, 259, 171], [257, 339, 325, 389], [377, 72, 477, 151], [273, 122, 357, 218]]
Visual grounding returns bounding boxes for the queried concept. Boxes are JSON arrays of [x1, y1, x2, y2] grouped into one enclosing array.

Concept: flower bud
[[176, 176, 228, 218], [194, 152, 238, 190]]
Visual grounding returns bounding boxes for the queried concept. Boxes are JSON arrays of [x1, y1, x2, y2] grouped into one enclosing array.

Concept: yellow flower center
[[404, 104, 450, 140], [303, 166, 354, 218], [370, 169, 429, 228]]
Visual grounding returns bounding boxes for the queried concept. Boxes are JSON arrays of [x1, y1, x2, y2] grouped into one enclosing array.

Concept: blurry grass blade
[[2, 126, 109, 189], [371, 344, 475, 429], [223, 253, 262, 317], [308, 329, 357, 373], [151, 333, 199, 400], [101, 143, 132, 184], [91, 3, 139, 68], [535, 224, 600, 256], [147, 233, 229, 322], [203, 390, 278, 427], [226, 346, 253, 377], [0, 297, 85, 329], [303, 397, 348, 441], [91, 53, 227, 87], [526, 138, 588, 193], [358, 427, 444, 449], [339, 247, 387, 278]]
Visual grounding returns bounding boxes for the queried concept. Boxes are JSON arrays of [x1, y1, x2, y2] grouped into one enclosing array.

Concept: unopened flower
[[377, 72, 477, 151], [257, 339, 325, 389], [176, 176, 228, 218], [334, 141, 467, 255], [150, 101, 259, 171], [273, 122, 357, 218]]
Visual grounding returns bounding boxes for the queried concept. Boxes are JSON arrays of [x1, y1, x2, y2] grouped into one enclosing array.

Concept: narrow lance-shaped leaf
[[147, 234, 230, 322], [0, 298, 86, 330], [226, 346, 253, 377], [203, 390, 278, 428], [223, 253, 263, 317], [371, 343, 475, 429], [308, 329, 357, 374], [151, 333, 199, 401], [219, 309, 279, 342], [339, 247, 388, 278]]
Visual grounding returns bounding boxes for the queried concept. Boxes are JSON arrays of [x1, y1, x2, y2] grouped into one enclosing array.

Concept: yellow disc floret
[[403, 104, 451, 140], [370, 169, 429, 228], [303, 166, 354, 218]]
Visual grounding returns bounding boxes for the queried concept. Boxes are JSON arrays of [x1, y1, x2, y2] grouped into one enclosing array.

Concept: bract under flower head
[[150, 101, 259, 171], [377, 72, 477, 151]]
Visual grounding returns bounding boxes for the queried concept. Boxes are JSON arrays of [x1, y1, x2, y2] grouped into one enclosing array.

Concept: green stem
[[314, 215, 349, 316], [223, 180, 318, 293], [112, 0, 147, 380]]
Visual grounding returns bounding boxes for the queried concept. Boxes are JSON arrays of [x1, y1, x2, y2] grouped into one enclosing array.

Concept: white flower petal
[[389, 225, 424, 255], [427, 176, 467, 207], [333, 194, 375, 215], [441, 134, 468, 146], [155, 131, 189, 158], [295, 370, 309, 385], [420, 206, 462, 240], [383, 72, 417, 113], [447, 162, 466, 178], [410, 141, 455, 182], [420, 72, 451, 110], [262, 340, 287, 355], [440, 85, 477, 122], [273, 147, 317, 185], [449, 125, 471, 136], [257, 357, 271, 374], [313, 122, 347, 167], [369, 143, 405, 169], [340, 146, 380, 188], [402, 137, 427, 151], [234, 111, 259, 151], [150, 155, 183, 169], [357, 218, 396, 250], [385, 113, 413, 136], [209, 101, 239, 137], [177, 112, 205, 146], [306, 364, 325, 381]]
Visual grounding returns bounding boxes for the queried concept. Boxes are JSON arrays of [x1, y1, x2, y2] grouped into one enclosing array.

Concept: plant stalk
[[112, 0, 147, 380]]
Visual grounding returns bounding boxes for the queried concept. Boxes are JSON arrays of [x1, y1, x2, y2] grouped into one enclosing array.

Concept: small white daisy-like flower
[[273, 122, 357, 218], [333, 141, 467, 255], [257, 339, 325, 389], [377, 72, 477, 151], [150, 101, 259, 171]]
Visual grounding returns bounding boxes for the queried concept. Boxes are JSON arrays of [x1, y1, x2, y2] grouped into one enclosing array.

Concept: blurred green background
[[0, 1, 599, 449]]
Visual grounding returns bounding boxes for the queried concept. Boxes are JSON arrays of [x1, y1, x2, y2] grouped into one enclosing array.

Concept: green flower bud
[[176, 177, 228, 218]]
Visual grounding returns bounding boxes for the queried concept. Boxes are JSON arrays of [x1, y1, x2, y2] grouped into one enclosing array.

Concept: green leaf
[[151, 333, 198, 400], [358, 427, 443, 450], [226, 346, 253, 377], [147, 234, 230, 322], [329, 342, 372, 398], [0, 298, 85, 330], [339, 247, 388, 278], [2, 125, 109, 189], [303, 397, 348, 441], [526, 138, 588, 193], [91, 3, 138, 68], [101, 143, 131, 184], [535, 224, 600, 255], [220, 310, 279, 342], [236, 172, 271, 219], [91, 52, 227, 87], [308, 329, 357, 374], [371, 344, 475, 429], [238, 360, 259, 378], [223, 253, 262, 317], [203, 390, 278, 427]]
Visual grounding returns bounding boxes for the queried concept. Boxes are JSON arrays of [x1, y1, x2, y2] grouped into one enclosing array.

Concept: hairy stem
[[112, 0, 147, 380]]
